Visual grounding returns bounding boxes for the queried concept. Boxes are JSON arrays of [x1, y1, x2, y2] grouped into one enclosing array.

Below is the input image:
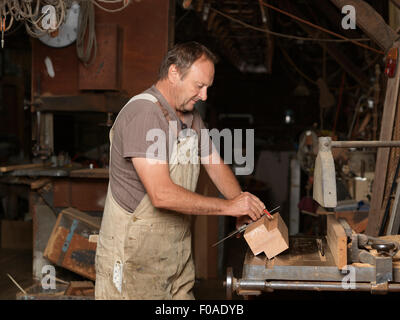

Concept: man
[[95, 42, 266, 300]]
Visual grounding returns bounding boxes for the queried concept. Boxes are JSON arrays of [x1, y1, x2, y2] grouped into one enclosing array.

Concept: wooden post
[[366, 41, 400, 236]]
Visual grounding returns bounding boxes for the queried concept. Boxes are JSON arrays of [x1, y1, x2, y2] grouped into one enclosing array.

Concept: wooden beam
[[281, 0, 369, 86], [0, 163, 51, 173], [322, 41, 368, 85], [330, 0, 397, 52], [366, 41, 400, 236], [258, 0, 274, 73], [69, 168, 109, 179], [326, 215, 347, 269], [390, 0, 400, 10], [34, 94, 130, 113], [310, 0, 362, 39]]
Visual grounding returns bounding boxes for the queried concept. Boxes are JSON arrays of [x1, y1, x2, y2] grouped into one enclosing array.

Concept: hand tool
[[212, 205, 280, 247]]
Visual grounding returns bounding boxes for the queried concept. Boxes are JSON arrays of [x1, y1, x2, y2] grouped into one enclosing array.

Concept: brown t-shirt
[[110, 85, 211, 213]]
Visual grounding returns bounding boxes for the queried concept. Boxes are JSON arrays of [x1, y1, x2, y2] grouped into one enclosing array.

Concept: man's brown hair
[[158, 41, 217, 80]]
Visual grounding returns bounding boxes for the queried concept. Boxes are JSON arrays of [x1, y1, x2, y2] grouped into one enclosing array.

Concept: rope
[[0, 0, 68, 38], [76, 0, 97, 66], [90, 0, 131, 13], [0, 0, 130, 41]]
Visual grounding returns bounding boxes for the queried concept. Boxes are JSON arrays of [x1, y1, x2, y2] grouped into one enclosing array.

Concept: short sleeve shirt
[[109, 85, 211, 213]]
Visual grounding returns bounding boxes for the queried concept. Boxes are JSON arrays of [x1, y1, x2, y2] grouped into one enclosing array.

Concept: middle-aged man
[[95, 41, 266, 300]]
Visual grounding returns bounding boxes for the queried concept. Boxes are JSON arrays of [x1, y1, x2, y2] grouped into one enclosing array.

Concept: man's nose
[[199, 87, 207, 101]]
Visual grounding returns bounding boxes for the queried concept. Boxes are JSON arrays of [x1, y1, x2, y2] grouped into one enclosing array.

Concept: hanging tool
[[0, 11, 13, 49], [1, 16, 5, 48], [212, 206, 280, 247]]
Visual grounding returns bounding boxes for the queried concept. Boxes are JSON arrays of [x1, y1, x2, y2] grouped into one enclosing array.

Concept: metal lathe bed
[[225, 233, 400, 298]]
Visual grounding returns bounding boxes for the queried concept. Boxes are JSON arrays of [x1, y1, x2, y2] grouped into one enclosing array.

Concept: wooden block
[[326, 215, 347, 269], [88, 234, 98, 243], [243, 213, 289, 259]]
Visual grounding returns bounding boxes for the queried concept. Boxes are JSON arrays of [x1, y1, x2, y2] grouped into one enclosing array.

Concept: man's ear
[[168, 64, 181, 84]]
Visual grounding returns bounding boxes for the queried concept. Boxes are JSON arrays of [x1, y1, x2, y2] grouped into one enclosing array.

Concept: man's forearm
[[153, 182, 230, 215]]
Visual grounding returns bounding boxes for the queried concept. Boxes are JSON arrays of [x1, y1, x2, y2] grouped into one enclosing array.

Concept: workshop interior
[[0, 0, 400, 300]]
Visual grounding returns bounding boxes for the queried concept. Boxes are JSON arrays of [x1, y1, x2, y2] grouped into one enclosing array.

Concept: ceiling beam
[[329, 0, 397, 52], [309, 0, 362, 40], [389, 0, 400, 10]]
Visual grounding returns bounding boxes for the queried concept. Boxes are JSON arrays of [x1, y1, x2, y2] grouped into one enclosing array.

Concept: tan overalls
[[95, 93, 200, 300]]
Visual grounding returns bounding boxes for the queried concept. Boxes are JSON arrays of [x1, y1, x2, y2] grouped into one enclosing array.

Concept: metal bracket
[[359, 250, 393, 284], [349, 233, 399, 285]]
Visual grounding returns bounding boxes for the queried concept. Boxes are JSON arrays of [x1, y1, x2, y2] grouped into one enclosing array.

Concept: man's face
[[173, 56, 215, 112]]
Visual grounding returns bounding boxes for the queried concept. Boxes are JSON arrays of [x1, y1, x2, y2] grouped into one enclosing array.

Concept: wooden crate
[[44, 208, 101, 281]]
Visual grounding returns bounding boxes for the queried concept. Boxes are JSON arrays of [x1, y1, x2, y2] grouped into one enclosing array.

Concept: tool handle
[[331, 140, 400, 148], [263, 208, 272, 218]]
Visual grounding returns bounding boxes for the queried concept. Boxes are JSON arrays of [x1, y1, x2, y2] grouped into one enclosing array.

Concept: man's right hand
[[226, 192, 265, 221]]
